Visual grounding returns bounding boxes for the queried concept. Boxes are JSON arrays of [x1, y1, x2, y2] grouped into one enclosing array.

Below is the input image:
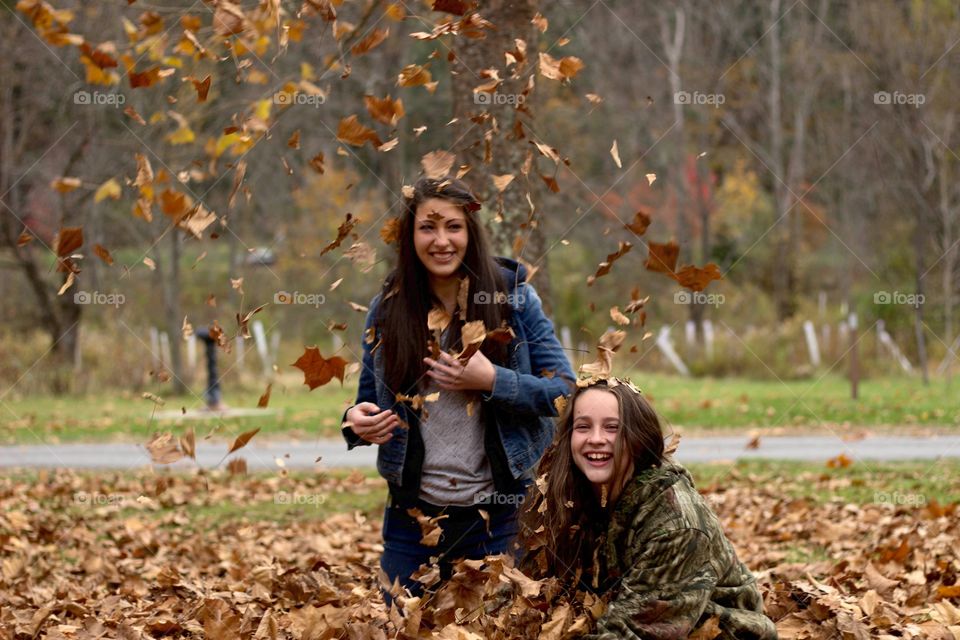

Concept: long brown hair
[[517, 379, 665, 587], [379, 176, 511, 396]]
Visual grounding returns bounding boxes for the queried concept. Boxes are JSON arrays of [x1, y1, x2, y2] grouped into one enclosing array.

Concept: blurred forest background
[[3, 0, 960, 400]]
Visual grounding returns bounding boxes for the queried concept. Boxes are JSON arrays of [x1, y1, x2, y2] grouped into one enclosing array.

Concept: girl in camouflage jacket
[[519, 379, 777, 639]]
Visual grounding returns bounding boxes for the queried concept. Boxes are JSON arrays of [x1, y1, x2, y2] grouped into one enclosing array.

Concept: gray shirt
[[417, 329, 495, 507]]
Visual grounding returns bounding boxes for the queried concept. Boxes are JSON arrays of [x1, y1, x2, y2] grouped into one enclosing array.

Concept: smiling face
[[413, 197, 469, 284], [570, 388, 633, 495]]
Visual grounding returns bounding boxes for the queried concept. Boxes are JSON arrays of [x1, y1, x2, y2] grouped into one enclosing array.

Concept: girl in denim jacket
[[341, 176, 574, 603]]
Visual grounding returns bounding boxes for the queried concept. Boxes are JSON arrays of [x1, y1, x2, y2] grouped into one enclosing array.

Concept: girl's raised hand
[[345, 402, 400, 444], [423, 350, 496, 392]]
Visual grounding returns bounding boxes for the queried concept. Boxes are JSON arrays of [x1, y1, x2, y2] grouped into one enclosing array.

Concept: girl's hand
[[345, 402, 400, 444], [424, 350, 496, 392]]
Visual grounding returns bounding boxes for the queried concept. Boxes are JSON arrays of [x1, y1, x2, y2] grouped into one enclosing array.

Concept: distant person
[[340, 176, 574, 605], [518, 379, 777, 639], [194, 326, 228, 412]]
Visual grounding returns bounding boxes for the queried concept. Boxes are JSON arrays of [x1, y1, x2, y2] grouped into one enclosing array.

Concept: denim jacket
[[341, 258, 575, 503]]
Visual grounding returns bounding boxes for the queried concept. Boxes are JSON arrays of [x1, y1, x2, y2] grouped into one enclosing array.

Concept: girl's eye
[[604, 424, 619, 432], [573, 424, 589, 431]]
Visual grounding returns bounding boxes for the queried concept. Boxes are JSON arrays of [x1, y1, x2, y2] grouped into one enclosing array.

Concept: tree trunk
[[449, 0, 548, 297]]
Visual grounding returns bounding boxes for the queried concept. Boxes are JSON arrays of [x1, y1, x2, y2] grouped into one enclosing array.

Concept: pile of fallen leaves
[[1, 466, 958, 639]]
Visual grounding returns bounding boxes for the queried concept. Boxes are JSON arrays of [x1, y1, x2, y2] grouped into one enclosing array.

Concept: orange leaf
[[336, 115, 382, 148], [227, 428, 261, 455], [292, 347, 348, 390], [644, 240, 679, 275], [674, 263, 723, 292]]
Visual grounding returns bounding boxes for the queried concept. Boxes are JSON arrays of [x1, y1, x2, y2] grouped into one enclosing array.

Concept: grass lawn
[[2, 371, 959, 444]]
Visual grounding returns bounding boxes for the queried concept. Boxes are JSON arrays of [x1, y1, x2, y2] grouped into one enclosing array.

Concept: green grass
[[686, 459, 960, 506], [2, 372, 960, 444], [635, 372, 960, 431]]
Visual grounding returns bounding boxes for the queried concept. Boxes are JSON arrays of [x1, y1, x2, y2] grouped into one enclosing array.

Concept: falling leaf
[[644, 240, 679, 275], [610, 306, 630, 326], [188, 74, 211, 102], [287, 130, 300, 149], [51, 177, 82, 193], [93, 244, 114, 265], [309, 152, 324, 174], [421, 150, 455, 179], [336, 115, 382, 148], [227, 428, 261, 455], [626, 208, 651, 236], [539, 52, 584, 81], [609, 140, 621, 168], [579, 329, 627, 378], [350, 27, 389, 56], [94, 178, 122, 203], [55, 226, 83, 258], [587, 241, 632, 286], [364, 94, 404, 126], [380, 217, 400, 244], [397, 64, 432, 88], [145, 432, 184, 464], [674, 263, 723, 292], [320, 212, 357, 255], [645, 172, 657, 186], [492, 173, 514, 193], [179, 427, 196, 460], [293, 347, 348, 390]]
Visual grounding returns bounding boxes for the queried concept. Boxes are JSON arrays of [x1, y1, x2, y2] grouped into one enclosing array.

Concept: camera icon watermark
[[274, 291, 325, 308], [74, 290, 125, 308], [673, 290, 725, 308], [273, 90, 325, 108], [74, 90, 126, 108], [74, 491, 127, 506], [473, 291, 526, 306], [274, 491, 327, 506], [873, 91, 925, 108], [873, 491, 926, 507], [674, 91, 725, 108], [474, 92, 525, 106], [873, 291, 924, 306]]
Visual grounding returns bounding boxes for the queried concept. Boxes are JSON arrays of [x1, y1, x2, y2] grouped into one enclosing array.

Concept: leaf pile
[[1, 465, 958, 638]]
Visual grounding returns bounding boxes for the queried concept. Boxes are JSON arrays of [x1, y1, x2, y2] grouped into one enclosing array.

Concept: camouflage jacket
[[581, 463, 778, 640]]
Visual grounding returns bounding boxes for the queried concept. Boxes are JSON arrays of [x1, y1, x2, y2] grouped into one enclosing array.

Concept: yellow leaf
[[167, 126, 195, 145], [94, 178, 122, 203]]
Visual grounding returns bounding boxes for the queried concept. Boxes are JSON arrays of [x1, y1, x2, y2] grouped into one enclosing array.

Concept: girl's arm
[[582, 528, 717, 640], [341, 299, 381, 449], [482, 283, 575, 416]]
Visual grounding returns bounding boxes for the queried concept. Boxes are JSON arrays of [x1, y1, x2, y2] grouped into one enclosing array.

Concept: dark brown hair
[[516, 379, 665, 587], [379, 176, 511, 396]]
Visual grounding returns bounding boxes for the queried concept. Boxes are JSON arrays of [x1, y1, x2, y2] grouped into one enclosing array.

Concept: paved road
[[2, 434, 960, 470]]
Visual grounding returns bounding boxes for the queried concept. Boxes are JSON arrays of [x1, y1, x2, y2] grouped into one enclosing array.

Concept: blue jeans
[[379, 494, 521, 607]]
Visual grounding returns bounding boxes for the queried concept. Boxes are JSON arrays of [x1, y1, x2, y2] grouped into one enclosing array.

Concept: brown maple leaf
[[293, 347, 347, 390]]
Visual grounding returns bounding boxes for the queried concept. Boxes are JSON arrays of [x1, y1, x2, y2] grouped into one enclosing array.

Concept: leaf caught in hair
[[292, 347, 347, 390]]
